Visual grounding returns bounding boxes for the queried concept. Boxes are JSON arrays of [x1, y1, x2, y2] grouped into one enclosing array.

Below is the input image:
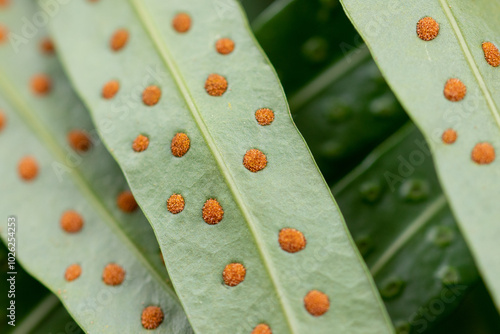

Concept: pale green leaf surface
[[50, 0, 393, 333], [0, 1, 191, 332], [339, 0, 500, 310]]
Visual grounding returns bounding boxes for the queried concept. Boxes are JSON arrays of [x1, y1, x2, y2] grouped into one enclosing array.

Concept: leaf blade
[[50, 0, 394, 332], [339, 0, 500, 310], [0, 1, 192, 332]]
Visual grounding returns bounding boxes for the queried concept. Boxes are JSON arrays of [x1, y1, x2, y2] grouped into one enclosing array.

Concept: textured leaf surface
[[50, 0, 393, 333], [255, 2, 479, 329], [339, 0, 500, 309], [0, 1, 191, 332], [334, 124, 478, 332], [253, 0, 408, 182]]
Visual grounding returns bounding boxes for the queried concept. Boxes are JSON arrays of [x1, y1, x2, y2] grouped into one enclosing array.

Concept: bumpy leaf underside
[[0, 1, 191, 332], [339, 0, 500, 309], [334, 124, 478, 332], [50, 0, 393, 332]]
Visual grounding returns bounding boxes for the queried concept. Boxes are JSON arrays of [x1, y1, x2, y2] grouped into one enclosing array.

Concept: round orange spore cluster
[[251, 324, 272, 334], [304, 290, 330, 316], [132, 134, 149, 152], [216, 38, 235, 55], [167, 194, 185, 214], [279, 228, 306, 253], [416, 17, 440, 41], [441, 129, 457, 144], [68, 130, 92, 152], [0, 0, 10, 8], [60, 210, 84, 233], [18, 156, 39, 181], [141, 306, 164, 329], [65, 264, 82, 282], [482, 42, 500, 67], [0, 110, 5, 132], [444, 78, 466, 102], [102, 80, 120, 99], [222, 263, 246, 287], [171, 133, 190, 157], [30, 74, 52, 95], [142, 85, 161, 106], [102, 263, 125, 286], [0, 25, 7, 43], [40, 38, 54, 54], [117, 190, 138, 213], [202, 199, 224, 225], [205, 74, 228, 96], [471, 142, 495, 165], [172, 13, 191, 33], [255, 108, 275, 126], [243, 149, 267, 172], [110, 29, 129, 51]]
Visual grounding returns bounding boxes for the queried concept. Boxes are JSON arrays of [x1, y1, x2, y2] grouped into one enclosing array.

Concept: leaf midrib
[[129, 1, 297, 332], [438, 0, 500, 128], [0, 69, 178, 302]]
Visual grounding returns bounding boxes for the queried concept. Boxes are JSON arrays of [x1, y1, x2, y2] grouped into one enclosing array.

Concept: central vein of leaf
[[0, 69, 177, 303], [128, 1, 298, 332], [439, 0, 500, 129]]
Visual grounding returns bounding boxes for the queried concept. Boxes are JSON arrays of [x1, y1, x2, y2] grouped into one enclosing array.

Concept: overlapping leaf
[[334, 124, 478, 332], [50, 0, 394, 332], [339, 0, 500, 310], [253, 0, 408, 181], [0, 1, 191, 332]]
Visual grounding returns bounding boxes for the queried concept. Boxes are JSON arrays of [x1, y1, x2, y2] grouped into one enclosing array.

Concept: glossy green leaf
[[50, 0, 393, 332], [333, 124, 478, 332], [0, 1, 191, 332], [339, 0, 500, 310]]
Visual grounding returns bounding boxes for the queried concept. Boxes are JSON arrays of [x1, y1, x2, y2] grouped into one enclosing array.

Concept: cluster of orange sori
[[416, 17, 496, 165], [96, 8, 330, 331], [0, 0, 153, 328]]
